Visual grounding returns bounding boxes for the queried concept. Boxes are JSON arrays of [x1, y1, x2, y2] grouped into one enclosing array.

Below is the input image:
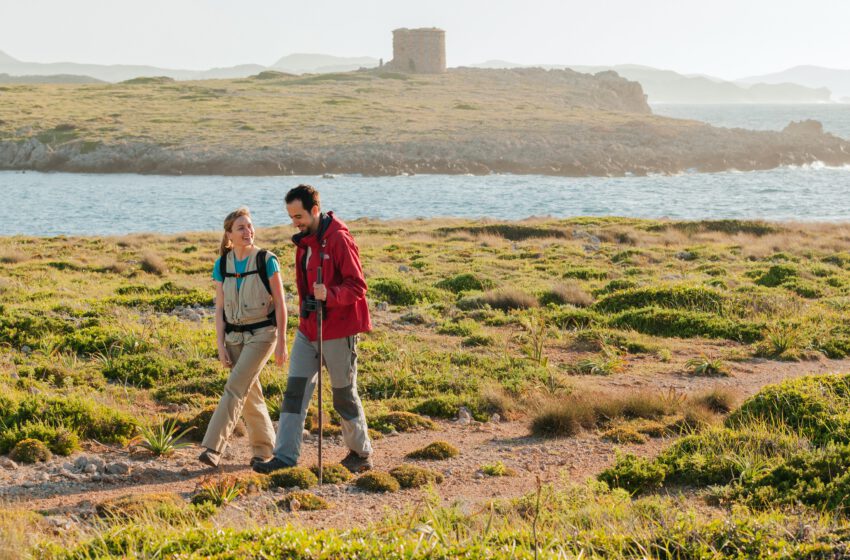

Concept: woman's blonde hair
[[220, 207, 252, 257]]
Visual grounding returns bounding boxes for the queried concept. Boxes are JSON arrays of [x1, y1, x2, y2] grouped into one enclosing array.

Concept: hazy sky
[[2, 0, 849, 79]]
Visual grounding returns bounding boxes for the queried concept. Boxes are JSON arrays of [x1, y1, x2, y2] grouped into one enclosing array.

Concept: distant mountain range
[[739, 65, 850, 101], [0, 73, 105, 84], [0, 50, 379, 83], [1, 48, 847, 104], [472, 61, 834, 104]]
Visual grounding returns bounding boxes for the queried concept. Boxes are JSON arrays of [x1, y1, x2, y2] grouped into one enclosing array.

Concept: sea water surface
[[5, 165, 850, 236], [5, 104, 850, 236]]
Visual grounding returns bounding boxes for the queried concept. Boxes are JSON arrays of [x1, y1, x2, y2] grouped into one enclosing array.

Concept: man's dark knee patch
[[332, 385, 360, 420], [282, 377, 309, 414]]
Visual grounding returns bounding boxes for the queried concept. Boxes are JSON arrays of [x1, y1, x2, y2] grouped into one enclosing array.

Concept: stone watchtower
[[387, 28, 446, 74]]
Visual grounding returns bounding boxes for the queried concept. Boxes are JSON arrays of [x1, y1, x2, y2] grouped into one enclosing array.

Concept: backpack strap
[[256, 249, 272, 296]]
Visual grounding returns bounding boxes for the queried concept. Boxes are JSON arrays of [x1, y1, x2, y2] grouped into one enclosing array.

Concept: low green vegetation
[[5, 217, 850, 556], [406, 441, 459, 460], [355, 471, 400, 493], [268, 467, 318, 490], [599, 372, 850, 519]]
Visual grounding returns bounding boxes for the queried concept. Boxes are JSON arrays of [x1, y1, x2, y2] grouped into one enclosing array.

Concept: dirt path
[[4, 355, 848, 529]]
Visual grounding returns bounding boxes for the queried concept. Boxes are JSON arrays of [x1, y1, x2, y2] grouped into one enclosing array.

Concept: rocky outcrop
[[1, 117, 848, 177]]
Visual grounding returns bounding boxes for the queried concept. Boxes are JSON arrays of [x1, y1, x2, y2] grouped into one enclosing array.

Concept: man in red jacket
[[254, 184, 374, 474]]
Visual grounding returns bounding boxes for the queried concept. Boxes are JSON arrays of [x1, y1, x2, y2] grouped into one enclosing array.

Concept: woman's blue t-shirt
[[213, 253, 280, 291]]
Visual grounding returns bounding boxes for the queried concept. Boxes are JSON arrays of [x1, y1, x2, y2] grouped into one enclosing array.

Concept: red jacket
[[292, 212, 372, 341]]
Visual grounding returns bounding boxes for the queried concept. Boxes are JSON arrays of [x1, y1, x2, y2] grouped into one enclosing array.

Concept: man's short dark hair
[[285, 184, 321, 211]]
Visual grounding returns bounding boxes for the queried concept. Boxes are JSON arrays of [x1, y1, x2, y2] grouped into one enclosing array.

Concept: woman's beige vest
[[222, 248, 274, 326]]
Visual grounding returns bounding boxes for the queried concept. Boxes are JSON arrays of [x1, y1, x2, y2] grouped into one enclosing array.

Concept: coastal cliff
[[0, 68, 847, 176]]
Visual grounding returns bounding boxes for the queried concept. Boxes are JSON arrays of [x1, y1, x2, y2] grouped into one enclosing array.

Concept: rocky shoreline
[[2, 119, 847, 177]]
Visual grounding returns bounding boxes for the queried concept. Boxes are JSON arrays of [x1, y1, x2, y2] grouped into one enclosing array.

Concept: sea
[[4, 104, 850, 236]]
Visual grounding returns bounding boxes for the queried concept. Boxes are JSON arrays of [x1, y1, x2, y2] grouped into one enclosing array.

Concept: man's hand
[[313, 282, 327, 301], [275, 340, 288, 365], [218, 345, 233, 369]]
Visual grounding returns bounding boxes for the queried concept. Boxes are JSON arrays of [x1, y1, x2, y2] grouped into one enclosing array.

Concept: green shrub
[[609, 307, 762, 342], [112, 290, 213, 312], [754, 264, 798, 287], [562, 267, 608, 280], [550, 307, 602, 330], [436, 320, 478, 337], [9, 438, 52, 463], [598, 453, 666, 494], [727, 374, 850, 445], [593, 285, 727, 315], [389, 464, 444, 488], [370, 411, 436, 434], [369, 278, 438, 305], [601, 426, 648, 444], [279, 491, 330, 510], [355, 471, 400, 492], [407, 441, 459, 460], [309, 464, 353, 484], [0, 311, 73, 349], [782, 279, 823, 298], [0, 422, 80, 455], [268, 467, 317, 489], [461, 334, 494, 347], [593, 279, 638, 296], [410, 395, 487, 421], [5, 394, 137, 446], [658, 426, 807, 487], [102, 353, 185, 388], [734, 442, 850, 512], [153, 366, 228, 404], [480, 461, 517, 477], [434, 273, 493, 293]]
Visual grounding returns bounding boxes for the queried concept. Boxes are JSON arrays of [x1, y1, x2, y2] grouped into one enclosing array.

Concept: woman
[[199, 207, 288, 467]]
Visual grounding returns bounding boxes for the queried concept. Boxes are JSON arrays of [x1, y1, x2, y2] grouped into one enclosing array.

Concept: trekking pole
[[316, 265, 324, 485]]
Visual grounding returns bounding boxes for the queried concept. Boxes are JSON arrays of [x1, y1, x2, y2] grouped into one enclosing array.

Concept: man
[[254, 184, 374, 474]]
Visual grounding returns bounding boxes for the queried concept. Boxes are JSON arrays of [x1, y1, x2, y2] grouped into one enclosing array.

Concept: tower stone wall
[[388, 28, 445, 74]]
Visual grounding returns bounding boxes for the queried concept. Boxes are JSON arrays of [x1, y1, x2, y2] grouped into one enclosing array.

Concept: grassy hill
[[2, 68, 848, 176]]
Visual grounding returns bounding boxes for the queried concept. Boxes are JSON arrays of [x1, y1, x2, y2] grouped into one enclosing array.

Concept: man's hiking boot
[[252, 456, 294, 474], [340, 450, 373, 474], [198, 449, 221, 468], [249, 456, 271, 467]]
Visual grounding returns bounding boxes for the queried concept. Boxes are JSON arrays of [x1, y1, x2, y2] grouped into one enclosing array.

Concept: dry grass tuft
[[482, 288, 538, 311], [140, 252, 168, 275]]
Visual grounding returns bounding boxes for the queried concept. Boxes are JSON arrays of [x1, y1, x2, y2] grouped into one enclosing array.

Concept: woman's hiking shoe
[[249, 456, 271, 467], [198, 449, 221, 468], [252, 456, 294, 474], [340, 450, 373, 473]]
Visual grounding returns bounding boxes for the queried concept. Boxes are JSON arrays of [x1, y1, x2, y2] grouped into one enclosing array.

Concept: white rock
[[83, 463, 98, 474]]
